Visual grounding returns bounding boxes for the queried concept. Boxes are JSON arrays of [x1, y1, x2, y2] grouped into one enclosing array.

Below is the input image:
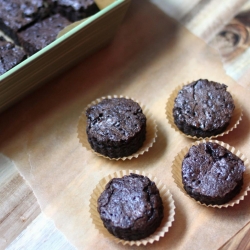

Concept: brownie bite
[[86, 97, 147, 159], [182, 142, 245, 205], [0, 0, 52, 44], [0, 37, 27, 75], [51, 0, 99, 22], [18, 14, 71, 56], [97, 173, 164, 240], [173, 79, 235, 138]]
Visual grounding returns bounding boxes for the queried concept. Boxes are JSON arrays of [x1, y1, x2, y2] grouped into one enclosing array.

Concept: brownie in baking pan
[[182, 142, 245, 205], [0, 36, 27, 75], [18, 14, 71, 56], [86, 97, 147, 159], [51, 0, 99, 22], [0, 0, 52, 44], [97, 173, 164, 240], [173, 79, 235, 138]]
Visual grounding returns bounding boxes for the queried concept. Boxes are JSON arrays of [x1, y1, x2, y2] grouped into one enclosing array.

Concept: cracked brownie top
[[173, 79, 235, 137]]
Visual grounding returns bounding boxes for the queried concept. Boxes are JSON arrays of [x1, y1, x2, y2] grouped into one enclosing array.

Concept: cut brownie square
[[0, 0, 52, 44], [18, 14, 71, 56], [0, 37, 27, 75], [51, 0, 99, 22]]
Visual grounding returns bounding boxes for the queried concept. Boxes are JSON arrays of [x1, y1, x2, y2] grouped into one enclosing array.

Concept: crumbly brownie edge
[[88, 124, 146, 158], [183, 179, 243, 205]]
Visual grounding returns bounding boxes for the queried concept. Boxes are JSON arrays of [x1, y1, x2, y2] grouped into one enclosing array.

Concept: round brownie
[[86, 98, 146, 158], [173, 79, 235, 138], [97, 173, 164, 241], [182, 142, 245, 205]]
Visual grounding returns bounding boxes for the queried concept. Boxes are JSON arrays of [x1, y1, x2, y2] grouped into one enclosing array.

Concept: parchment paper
[[1, 1, 250, 249]]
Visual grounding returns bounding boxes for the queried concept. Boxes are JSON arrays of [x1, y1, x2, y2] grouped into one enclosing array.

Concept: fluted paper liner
[[89, 169, 175, 246], [171, 139, 250, 208], [166, 83, 243, 140], [77, 95, 157, 160]]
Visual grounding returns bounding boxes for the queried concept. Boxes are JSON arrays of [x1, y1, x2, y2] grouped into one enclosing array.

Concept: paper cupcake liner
[[89, 169, 175, 246], [77, 95, 157, 160], [171, 139, 250, 208], [166, 83, 243, 140]]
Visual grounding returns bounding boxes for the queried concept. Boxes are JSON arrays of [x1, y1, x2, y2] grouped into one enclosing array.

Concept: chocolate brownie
[[0, 0, 52, 44], [173, 79, 235, 138], [182, 142, 245, 205], [18, 14, 71, 56], [86, 98, 147, 158], [0, 37, 27, 75], [97, 173, 164, 240], [51, 0, 99, 22]]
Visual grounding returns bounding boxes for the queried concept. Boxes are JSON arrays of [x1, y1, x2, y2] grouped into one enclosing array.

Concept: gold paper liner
[[95, 0, 115, 10], [77, 95, 157, 160], [165, 83, 243, 140], [171, 139, 250, 208], [89, 169, 175, 246]]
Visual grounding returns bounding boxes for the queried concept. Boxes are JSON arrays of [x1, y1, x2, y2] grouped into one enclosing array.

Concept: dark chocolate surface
[[98, 173, 164, 240], [0, 37, 27, 75], [0, 0, 51, 44], [173, 79, 235, 138], [182, 142, 245, 205], [0, 0, 100, 75], [18, 14, 71, 56], [86, 98, 146, 158], [51, 0, 99, 22]]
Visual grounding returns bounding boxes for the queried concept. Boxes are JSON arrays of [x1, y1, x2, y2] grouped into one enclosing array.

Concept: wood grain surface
[[0, 154, 40, 249], [0, 154, 75, 249], [1, 0, 250, 249], [219, 221, 250, 250], [153, 0, 250, 90]]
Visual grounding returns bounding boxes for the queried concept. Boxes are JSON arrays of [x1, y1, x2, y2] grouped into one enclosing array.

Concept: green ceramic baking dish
[[0, 0, 131, 113]]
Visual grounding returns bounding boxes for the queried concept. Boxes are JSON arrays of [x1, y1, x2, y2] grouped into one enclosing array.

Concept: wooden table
[[1, 1, 250, 249]]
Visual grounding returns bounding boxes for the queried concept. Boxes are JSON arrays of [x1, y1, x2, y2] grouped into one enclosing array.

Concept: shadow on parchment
[[152, 197, 187, 249], [220, 108, 250, 151], [107, 122, 168, 171], [0, 0, 180, 149]]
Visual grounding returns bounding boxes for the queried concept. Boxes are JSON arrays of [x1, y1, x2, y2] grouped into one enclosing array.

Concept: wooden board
[[219, 221, 250, 250], [0, 154, 75, 249], [152, 0, 250, 90], [1, 0, 250, 249]]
